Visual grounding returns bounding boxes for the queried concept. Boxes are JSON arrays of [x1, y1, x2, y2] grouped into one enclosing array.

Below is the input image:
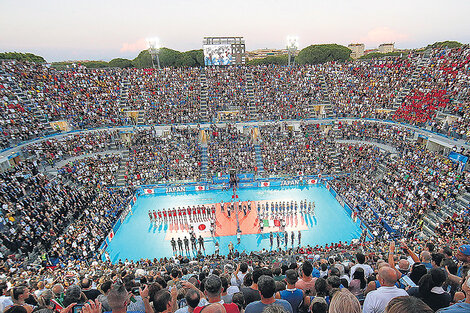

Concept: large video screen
[[204, 44, 233, 66]]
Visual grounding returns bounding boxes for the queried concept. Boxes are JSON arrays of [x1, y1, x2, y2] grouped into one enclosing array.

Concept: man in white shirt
[[363, 267, 408, 313], [0, 282, 13, 313], [350, 252, 374, 279]]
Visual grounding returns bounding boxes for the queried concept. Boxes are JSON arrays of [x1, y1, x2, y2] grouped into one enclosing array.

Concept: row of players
[[257, 199, 316, 217], [149, 199, 316, 224], [148, 205, 216, 224]]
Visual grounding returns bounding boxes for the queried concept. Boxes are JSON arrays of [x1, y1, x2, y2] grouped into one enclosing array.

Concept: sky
[[1, 0, 469, 62]]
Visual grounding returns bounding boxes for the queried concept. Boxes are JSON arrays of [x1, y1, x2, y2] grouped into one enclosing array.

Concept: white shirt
[[363, 286, 409, 313], [0, 296, 13, 313], [350, 263, 374, 279]]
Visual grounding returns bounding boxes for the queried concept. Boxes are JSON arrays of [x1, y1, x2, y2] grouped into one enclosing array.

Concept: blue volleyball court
[[105, 184, 361, 262]]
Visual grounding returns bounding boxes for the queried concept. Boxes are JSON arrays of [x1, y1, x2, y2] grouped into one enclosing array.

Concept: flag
[[307, 179, 317, 184], [260, 182, 270, 187], [192, 222, 211, 233], [195, 185, 205, 191], [107, 230, 114, 242], [263, 220, 269, 228], [274, 220, 280, 227]]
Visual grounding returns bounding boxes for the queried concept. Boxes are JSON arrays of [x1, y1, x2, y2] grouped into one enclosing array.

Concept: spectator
[[245, 276, 292, 313], [385, 296, 433, 313], [275, 270, 305, 313], [295, 262, 316, 297], [363, 267, 408, 313], [328, 289, 361, 313], [436, 275, 470, 312], [241, 269, 262, 306], [193, 275, 239, 313], [408, 268, 451, 311]]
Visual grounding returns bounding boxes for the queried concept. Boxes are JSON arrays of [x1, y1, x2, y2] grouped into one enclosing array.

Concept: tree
[[0, 52, 46, 63], [296, 44, 351, 65], [427, 41, 462, 49], [247, 54, 288, 66], [132, 50, 153, 68], [158, 48, 181, 67], [176, 53, 197, 67], [108, 58, 133, 68]]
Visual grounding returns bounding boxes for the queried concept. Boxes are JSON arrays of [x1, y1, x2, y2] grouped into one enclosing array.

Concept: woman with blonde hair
[[328, 289, 361, 313]]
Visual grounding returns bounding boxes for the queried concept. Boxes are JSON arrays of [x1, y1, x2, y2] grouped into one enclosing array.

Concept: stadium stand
[[0, 45, 469, 313]]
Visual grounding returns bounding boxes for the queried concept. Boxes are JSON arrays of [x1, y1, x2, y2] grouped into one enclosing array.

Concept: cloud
[[120, 38, 147, 53], [360, 27, 410, 46]]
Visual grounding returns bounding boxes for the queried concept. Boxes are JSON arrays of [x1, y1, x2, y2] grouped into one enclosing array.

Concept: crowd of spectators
[[330, 123, 469, 239], [259, 124, 381, 177], [205, 67, 249, 120], [57, 154, 122, 187], [1, 61, 126, 129], [325, 57, 414, 118], [0, 236, 469, 313], [0, 46, 470, 313], [21, 130, 121, 168], [207, 124, 255, 177], [1, 46, 470, 151], [0, 155, 134, 262], [126, 127, 201, 185], [126, 68, 202, 124]]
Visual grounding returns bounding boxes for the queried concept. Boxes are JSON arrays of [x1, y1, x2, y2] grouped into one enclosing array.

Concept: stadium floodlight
[[286, 36, 299, 66], [147, 37, 161, 69]]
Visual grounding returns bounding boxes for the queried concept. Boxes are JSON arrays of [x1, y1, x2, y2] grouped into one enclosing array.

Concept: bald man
[[363, 267, 408, 313]]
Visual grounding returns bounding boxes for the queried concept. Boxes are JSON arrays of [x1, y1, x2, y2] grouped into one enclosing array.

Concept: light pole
[[286, 36, 299, 66], [147, 37, 161, 69]]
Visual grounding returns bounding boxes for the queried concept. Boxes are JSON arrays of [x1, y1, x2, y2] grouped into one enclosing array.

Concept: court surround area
[[105, 184, 362, 262]]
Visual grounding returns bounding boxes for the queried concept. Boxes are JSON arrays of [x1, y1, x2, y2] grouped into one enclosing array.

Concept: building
[[246, 49, 288, 61], [348, 43, 365, 59], [378, 43, 395, 54]]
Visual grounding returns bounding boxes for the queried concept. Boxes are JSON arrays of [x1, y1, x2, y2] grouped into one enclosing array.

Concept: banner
[[307, 179, 318, 184], [195, 185, 205, 191], [143, 189, 154, 194], [260, 182, 270, 187]]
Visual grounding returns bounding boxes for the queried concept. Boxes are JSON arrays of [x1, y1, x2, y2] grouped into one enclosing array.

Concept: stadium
[[0, 2, 470, 313]]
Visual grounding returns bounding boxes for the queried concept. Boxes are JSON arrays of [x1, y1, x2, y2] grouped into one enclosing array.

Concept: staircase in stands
[[254, 144, 265, 176], [318, 74, 335, 118], [199, 70, 209, 123], [200, 146, 209, 181], [246, 72, 257, 120], [116, 150, 130, 186]]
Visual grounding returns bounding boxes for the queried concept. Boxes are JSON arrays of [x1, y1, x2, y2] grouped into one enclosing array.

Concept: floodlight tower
[[147, 37, 161, 69], [286, 36, 299, 66]]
